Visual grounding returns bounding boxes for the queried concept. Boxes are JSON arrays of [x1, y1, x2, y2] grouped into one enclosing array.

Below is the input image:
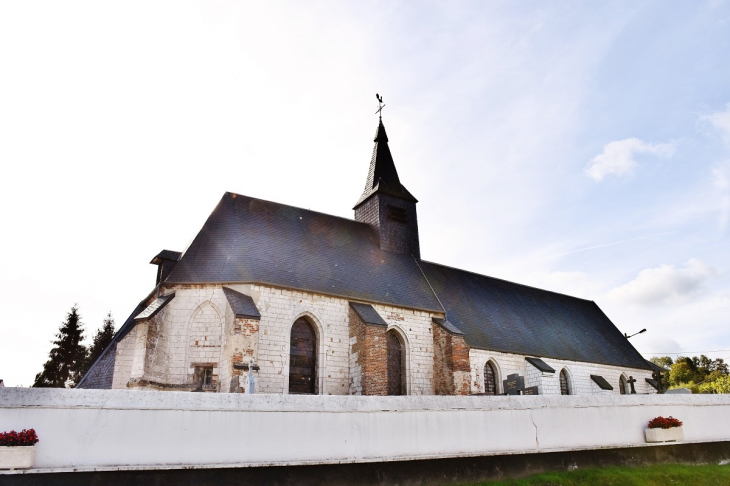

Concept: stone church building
[[78, 119, 657, 396]]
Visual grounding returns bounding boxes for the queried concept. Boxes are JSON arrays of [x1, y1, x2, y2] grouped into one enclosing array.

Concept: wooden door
[[387, 331, 403, 396], [288, 319, 316, 394]]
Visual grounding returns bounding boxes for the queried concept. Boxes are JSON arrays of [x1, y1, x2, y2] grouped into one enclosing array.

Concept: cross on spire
[[375, 93, 385, 119]]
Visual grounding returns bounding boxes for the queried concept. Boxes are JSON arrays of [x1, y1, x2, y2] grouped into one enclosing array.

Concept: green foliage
[[33, 305, 88, 388], [80, 312, 116, 377], [699, 375, 730, 394], [649, 356, 673, 369], [472, 463, 730, 485], [658, 354, 729, 393], [669, 361, 695, 387]]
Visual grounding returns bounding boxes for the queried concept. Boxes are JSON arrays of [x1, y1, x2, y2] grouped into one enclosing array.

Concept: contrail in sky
[[551, 231, 678, 258]]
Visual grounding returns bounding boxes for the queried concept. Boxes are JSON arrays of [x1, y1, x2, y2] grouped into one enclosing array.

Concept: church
[[78, 114, 658, 397]]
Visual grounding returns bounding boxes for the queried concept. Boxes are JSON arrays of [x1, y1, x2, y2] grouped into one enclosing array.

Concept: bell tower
[[353, 115, 420, 259]]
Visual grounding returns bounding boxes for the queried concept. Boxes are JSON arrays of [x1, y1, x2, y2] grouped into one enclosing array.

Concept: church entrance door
[[288, 318, 317, 394], [387, 330, 404, 395]]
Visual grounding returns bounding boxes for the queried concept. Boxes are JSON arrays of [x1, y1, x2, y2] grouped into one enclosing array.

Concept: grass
[[467, 463, 730, 485]]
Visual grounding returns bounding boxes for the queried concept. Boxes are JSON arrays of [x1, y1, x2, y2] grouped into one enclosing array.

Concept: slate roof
[[418, 261, 652, 370], [223, 287, 261, 319], [165, 193, 442, 312], [591, 374, 614, 390], [134, 293, 175, 321], [354, 120, 417, 207], [160, 191, 651, 371], [525, 357, 556, 373], [349, 302, 388, 326], [432, 318, 464, 336], [150, 250, 182, 265]]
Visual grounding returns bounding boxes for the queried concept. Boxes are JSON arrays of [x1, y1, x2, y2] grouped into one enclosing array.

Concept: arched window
[[288, 318, 317, 394], [619, 375, 627, 395], [386, 330, 405, 395], [559, 369, 570, 395], [484, 362, 497, 395]]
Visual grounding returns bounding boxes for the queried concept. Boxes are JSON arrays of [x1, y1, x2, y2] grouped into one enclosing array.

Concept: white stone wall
[[111, 326, 137, 389], [3, 388, 729, 472], [470, 349, 656, 395], [107, 284, 652, 398]]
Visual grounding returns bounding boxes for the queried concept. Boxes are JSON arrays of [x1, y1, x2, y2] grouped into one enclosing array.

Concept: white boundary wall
[[1, 388, 729, 473]]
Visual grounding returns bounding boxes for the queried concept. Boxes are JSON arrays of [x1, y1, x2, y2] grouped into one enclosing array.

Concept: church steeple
[[354, 119, 418, 207], [354, 108, 421, 259]]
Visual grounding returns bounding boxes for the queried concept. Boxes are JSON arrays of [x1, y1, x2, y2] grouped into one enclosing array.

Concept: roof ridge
[[225, 191, 368, 226], [419, 259, 595, 303]]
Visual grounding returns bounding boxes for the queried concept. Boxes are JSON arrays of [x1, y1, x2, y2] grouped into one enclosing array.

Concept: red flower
[[648, 416, 683, 429], [0, 429, 39, 446]]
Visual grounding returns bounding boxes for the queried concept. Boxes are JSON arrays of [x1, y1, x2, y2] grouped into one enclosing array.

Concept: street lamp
[[624, 329, 647, 339]]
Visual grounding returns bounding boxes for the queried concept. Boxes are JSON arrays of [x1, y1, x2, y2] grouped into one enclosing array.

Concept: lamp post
[[624, 329, 646, 339]]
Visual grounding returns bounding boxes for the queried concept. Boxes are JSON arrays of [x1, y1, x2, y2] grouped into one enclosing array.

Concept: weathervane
[[375, 93, 385, 119]]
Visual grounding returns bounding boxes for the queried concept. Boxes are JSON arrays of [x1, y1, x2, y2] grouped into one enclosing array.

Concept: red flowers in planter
[[648, 416, 683, 429], [0, 429, 39, 447]]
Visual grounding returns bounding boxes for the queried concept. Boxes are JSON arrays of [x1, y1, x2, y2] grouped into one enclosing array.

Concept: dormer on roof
[[150, 250, 182, 285], [354, 116, 421, 259]]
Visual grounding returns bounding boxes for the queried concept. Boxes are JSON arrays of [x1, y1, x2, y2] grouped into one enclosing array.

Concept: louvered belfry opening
[[560, 369, 570, 395], [484, 362, 497, 395], [288, 318, 317, 394], [387, 330, 405, 396], [620, 375, 627, 395]]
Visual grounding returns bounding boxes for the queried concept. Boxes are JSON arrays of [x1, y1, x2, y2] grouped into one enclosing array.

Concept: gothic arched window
[[619, 375, 627, 395], [484, 362, 497, 395], [288, 318, 317, 394], [559, 369, 570, 395], [386, 330, 405, 395]]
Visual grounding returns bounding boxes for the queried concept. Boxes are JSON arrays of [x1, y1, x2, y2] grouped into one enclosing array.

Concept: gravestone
[[523, 386, 539, 395], [628, 376, 637, 394], [503, 373, 525, 395]]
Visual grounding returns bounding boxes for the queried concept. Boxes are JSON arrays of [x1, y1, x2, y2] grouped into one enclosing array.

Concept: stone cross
[[246, 358, 256, 395], [628, 375, 637, 394]]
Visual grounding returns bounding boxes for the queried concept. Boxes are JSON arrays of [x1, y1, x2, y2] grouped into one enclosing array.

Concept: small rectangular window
[[387, 205, 408, 223], [193, 366, 214, 391]]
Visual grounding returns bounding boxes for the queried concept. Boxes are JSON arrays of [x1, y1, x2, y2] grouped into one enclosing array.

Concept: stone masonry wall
[[372, 303, 436, 395], [432, 323, 454, 395], [234, 285, 439, 395], [348, 307, 387, 395], [432, 324, 471, 395], [469, 349, 657, 396]]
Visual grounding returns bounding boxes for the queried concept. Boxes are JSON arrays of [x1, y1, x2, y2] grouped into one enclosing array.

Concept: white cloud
[[704, 103, 730, 144], [714, 161, 730, 230], [585, 137, 675, 181], [606, 258, 717, 306]]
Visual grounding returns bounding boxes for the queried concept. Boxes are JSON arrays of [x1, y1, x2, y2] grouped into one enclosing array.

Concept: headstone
[[665, 387, 692, 394], [503, 373, 525, 395], [523, 386, 539, 395], [627, 376, 637, 394]]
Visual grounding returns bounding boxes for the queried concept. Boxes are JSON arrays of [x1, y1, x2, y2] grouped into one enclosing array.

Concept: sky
[[1, 1, 729, 387]]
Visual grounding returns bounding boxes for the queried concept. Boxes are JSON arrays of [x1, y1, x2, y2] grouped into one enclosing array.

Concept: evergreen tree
[[33, 305, 88, 388], [83, 312, 116, 375]]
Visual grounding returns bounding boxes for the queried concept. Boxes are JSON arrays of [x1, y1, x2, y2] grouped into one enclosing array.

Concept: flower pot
[[645, 426, 684, 443], [0, 446, 35, 470]]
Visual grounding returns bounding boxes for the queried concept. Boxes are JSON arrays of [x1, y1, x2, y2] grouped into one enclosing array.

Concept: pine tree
[[83, 312, 116, 374], [33, 305, 88, 388]]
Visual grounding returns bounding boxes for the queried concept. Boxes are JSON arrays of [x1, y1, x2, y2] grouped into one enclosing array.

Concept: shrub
[[699, 375, 730, 394], [648, 416, 683, 429], [0, 429, 39, 446]]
